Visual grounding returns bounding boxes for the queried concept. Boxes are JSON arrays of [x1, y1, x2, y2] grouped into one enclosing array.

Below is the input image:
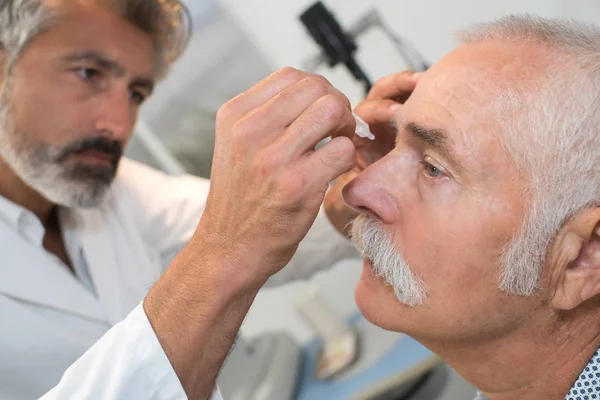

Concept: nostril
[[356, 206, 382, 221]]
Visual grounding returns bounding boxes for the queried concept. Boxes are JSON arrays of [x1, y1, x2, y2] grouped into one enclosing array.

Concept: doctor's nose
[[94, 90, 137, 144]]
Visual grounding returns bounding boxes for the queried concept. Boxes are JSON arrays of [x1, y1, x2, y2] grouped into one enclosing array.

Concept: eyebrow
[[392, 117, 463, 172], [61, 51, 125, 76], [60, 50, 155, 93]]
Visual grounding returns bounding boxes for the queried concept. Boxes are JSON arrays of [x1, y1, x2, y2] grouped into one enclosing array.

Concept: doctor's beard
[[349, 214, 427, 307], [0, 85, 122, 208]]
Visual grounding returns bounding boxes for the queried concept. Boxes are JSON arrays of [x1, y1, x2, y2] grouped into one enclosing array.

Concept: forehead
[[401, 42, 536, 184], [27, 1, 156, 76]]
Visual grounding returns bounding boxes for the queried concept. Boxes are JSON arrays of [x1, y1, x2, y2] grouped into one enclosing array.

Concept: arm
[[40, 304, 222, 400], [143, 68, 357, 399], [43, 68, 357, 400]]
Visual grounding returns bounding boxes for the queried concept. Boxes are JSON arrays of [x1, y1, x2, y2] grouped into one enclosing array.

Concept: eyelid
[[420, 156, 452, 185], [74, 66, 102, 79], [423, 155, 446, 173]]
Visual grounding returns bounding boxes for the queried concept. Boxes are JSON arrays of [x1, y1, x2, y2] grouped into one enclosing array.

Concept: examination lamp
[[300, 1, 373, 94]]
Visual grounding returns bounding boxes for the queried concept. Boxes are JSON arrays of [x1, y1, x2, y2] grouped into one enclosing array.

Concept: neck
[[0, 157, 54, 224], [423, 304, 600, 400]]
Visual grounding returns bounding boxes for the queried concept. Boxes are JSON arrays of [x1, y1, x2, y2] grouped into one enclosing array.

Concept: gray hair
[[458, 15, 600, 295], [0, 0, 192, 79]]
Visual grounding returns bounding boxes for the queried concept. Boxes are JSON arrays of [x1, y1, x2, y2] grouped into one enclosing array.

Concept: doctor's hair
[[458, 15, 600, 297], [0, 0, 192, 79]]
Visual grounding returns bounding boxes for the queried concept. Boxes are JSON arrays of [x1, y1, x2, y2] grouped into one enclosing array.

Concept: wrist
[[154, 240, 266, 318], [143, 245, 265, 398]]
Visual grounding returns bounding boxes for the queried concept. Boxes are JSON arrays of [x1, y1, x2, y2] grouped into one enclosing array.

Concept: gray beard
[[0, 90, 117, 208], [349, 214, 427, 307]]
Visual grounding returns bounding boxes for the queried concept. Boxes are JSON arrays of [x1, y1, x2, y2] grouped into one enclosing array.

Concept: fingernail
[[389, 103, 402, 111], [411, 71, 423, 80]]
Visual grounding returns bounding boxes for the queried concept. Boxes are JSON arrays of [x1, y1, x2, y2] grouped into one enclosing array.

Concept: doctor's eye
[[75, 67, 102, 82]]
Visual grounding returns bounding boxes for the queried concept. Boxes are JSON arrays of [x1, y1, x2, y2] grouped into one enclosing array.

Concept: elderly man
[[0, 1, 361, 399], [4, 1, 594, 399], [336, 15, 600, 400]]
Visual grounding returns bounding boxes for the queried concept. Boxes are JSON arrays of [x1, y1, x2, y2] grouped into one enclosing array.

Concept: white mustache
[[349, 214, 427, 307]]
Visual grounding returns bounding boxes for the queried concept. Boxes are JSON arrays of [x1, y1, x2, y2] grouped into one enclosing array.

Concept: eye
[[75, 67, 101, 82], [129, 90, 146, 105], [420, 160, 444, 178]]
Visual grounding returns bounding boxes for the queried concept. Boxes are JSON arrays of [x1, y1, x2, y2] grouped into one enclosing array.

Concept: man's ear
[[551, 207, 600, 310]]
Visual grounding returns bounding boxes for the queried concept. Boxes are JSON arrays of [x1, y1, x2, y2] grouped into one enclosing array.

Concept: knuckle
[[319, 95, 347, 122], [274, 87, 292, 103], [216, 102, 233, 123], [373, 75, 392, 90], [217, 95, 242, 122], [302, 76, 329, 97], [312, 73, 333, 88], [275, 67, 304, 83], [317, 153, 338, 171], [230, 118, 252, 142], [277, 173, 306, 202]]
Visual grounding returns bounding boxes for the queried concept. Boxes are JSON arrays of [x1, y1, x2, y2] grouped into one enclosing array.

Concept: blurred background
[[124, 1, 600, 399]]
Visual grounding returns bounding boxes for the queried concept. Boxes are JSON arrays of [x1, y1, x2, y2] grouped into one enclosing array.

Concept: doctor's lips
[[56, 136, 122, 169]]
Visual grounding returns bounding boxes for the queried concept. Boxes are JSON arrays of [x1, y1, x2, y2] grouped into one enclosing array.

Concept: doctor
[[0, 0, 418, 399]]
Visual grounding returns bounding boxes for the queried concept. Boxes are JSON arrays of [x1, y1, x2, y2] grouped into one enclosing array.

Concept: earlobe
[[551, 208, 600, 310]]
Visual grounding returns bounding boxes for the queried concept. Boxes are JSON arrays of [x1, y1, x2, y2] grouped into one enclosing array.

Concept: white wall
[[215, 0, 600, 345], [218, 0, 600, 105], [132, 2, 272, 178]]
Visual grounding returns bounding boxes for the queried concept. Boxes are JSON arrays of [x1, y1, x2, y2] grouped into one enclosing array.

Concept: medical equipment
[[300, 2, 373, 93], [218, 334, 303, 400], [353, 113, 375, 140], [299, 1, 428, 97], [296, 286, 359, 380]]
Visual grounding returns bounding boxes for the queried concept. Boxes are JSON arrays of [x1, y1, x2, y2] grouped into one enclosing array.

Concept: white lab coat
[[0, 158, 357, 399]]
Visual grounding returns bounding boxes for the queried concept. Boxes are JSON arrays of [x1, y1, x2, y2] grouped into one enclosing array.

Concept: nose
[[94, 88, 136, 143], [342, 153, 408, 224]]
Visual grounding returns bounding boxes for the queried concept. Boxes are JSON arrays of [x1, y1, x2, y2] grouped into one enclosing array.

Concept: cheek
[[399, 189, 519, 303], [10, 69, 90, 146]]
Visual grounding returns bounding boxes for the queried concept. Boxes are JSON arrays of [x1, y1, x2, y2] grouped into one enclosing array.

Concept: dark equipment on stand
[[299, 1, 428, 97], [300, 1, 373, 94]]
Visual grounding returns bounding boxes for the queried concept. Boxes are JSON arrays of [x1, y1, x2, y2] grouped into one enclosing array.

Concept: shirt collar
[[565, 347, 600, 399], [0, 193, 26, 230], [0, 194, 46, 247]]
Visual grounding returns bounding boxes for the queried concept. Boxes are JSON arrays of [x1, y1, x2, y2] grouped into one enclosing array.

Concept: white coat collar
[[0, 195, 107, 321]]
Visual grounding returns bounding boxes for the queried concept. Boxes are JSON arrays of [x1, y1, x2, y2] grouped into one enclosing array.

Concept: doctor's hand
[[144, 67, 356, 400], [198, 67, 356, 282], [324, 70, 421, 235]]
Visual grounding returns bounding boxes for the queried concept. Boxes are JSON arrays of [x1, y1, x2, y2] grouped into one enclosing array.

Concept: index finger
[[366, 70, 421, 101]]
